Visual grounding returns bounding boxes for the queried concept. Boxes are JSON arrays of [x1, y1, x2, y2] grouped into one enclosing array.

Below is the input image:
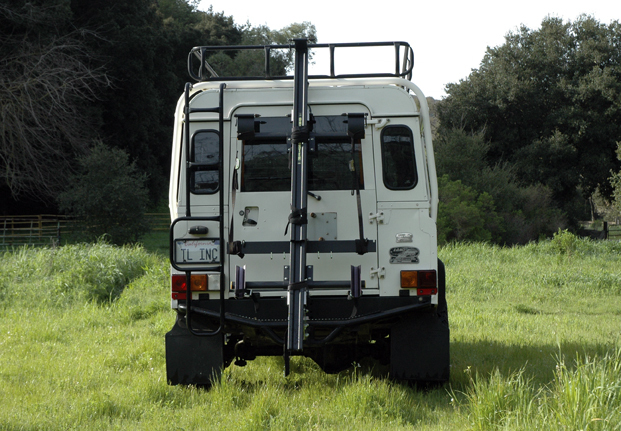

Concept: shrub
[[551, 228, 578, 256], [58, 141, 150, 245], [435, 128, 568, 244], [437, 175, 504, 244]]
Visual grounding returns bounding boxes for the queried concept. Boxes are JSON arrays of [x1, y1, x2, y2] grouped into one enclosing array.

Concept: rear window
[[241, 116, 363, 192], [380, 125, 417, 190]]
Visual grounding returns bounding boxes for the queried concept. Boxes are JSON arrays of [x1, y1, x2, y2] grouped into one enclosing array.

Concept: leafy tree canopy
[[437, 15, 621, 216], [434, 129, 566, 243], [0, 0, 108, 200], [2, 0, 316, 214]]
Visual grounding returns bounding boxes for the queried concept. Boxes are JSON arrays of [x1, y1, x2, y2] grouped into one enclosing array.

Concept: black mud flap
[[165, 318, 224, 386], [390, 259, 449, 383], [389, 309, 450, 383]]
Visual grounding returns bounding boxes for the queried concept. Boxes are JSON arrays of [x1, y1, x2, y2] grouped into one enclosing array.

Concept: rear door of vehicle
[[228, 104, 379, 296]]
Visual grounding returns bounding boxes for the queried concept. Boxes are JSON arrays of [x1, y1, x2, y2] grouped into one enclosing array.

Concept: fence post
[[604, 221, 608, 240]]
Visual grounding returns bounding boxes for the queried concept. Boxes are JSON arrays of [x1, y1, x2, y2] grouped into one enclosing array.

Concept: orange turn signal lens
[[400, 270, 418, 288], [190, 274, 207, 291]]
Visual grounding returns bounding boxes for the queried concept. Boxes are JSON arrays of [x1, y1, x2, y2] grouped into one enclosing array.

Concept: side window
[[190, 130, 219, 194], [380, 125, 417, 190]]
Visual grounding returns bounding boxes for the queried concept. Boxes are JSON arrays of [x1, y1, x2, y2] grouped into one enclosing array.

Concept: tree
[[70, 0, 181, 203], [437, 15, 621, 219], [2, 0, 316, 214], [609, 143, 621, 218], [0, 0, 108, 200], [58, 142, 150, 244], [435, 128, 567, 243], [205, 21, 317, 77]]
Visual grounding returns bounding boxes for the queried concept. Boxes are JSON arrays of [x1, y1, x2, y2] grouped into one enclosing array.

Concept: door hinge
[[370, 266, 385, 279], [368, 211, 386, 224]]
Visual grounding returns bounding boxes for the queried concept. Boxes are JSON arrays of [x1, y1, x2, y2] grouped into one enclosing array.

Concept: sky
[[198, 0, 618, 100]]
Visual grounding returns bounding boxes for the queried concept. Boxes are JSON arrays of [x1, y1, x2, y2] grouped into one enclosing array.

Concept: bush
[[501, 185, 568, 244], [437, 175, 504, 244], [435, 128, 567, 244], [551, 228, 578, 256], [58, 141, 150, 245]]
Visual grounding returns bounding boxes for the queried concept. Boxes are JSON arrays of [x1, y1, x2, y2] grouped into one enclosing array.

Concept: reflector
[[417, 288, 438, 296]]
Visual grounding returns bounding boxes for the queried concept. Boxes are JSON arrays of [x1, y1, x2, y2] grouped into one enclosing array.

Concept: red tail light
[[400, 270, 437, 296], [171, 274, 187, 292], [417, 270, 436, 288], [171, 274, 208, 300]]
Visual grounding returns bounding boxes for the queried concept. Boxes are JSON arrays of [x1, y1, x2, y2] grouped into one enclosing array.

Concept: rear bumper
[[177, 295, 434, 346]]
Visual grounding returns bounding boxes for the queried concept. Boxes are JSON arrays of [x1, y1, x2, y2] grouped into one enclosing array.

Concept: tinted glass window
[[310, 142, 362, 191], [241, 119, 363, 193], [191, 130, 219, 194], [381, 125, 417, 190], [193, 132, 219, 164], [242, 140, 290, 192]]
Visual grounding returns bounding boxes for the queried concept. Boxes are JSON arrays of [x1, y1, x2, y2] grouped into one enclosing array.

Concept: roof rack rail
[[187, 40, 414, 82]]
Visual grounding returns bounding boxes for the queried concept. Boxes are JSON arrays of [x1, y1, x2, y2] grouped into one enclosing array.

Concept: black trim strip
[[238, 240, 377, 254], [233, 280, 365, 289]]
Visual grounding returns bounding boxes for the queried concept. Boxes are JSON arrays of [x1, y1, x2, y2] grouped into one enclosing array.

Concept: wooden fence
[[604, 222, 621, 240], [3, 214, 616, 250], [0, 215, 70, 249], [0, 213, 170, 250], [145, 213, 170, 231]]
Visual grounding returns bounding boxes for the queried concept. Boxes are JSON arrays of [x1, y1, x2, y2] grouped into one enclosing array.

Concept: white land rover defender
[[166, 40, 449, 385]]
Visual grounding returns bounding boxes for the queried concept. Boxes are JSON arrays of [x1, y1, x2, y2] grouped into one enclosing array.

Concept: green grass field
[[0, 233, 620, 430]]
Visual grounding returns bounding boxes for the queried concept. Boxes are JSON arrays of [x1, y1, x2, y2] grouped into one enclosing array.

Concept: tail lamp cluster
[[400, 270, 437, 296], [172, 271, 437, 299], [171, 274, 208, 300]]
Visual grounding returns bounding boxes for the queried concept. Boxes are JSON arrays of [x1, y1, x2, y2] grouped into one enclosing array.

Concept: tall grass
[[445, 232, 621, 430], [456, 350, 621, 430], [0, 240, 159, 305], [0, 233, 619, 429]]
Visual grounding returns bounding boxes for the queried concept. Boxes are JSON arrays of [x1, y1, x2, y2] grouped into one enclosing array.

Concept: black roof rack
[[187, 41, 414, 82]]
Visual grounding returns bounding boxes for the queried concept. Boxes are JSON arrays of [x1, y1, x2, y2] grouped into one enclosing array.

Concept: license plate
[[175, 239, 220, 264]]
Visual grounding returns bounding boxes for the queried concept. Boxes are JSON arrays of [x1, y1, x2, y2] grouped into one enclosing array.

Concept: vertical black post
[[184, 82, 192, 218], [286, 39, 310, 357]]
